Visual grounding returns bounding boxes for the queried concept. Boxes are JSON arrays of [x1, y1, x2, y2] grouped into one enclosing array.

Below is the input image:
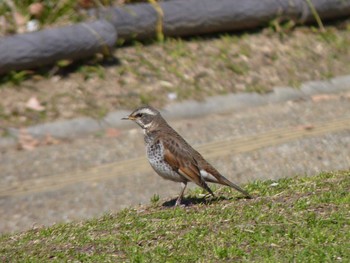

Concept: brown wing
[[161, 136, 214, 196]]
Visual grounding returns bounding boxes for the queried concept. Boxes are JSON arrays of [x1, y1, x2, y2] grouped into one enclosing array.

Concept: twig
[[148, 0, 164, 42], [305, 0, 325, 32], [4, 0, 19, 32]]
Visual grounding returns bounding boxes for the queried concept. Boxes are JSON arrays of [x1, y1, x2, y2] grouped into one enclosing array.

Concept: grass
[[0, 0, 83, 35], [0, 170, 349, 262]]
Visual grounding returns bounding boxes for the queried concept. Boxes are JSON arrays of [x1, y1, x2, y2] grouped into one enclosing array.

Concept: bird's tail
[[219, 176, 251, 198], [200, 165, 251, 198]]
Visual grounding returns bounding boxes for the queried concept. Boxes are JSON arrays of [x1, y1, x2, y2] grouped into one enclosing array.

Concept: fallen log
[[0, 20, 116, 74], [101, 0, 350, 40], [0, 0, 349, 74]]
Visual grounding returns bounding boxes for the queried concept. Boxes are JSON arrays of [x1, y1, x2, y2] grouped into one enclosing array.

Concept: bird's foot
[[175, 197, 185, 207]]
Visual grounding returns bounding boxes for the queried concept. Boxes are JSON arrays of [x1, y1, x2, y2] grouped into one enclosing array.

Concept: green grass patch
[[1, 171, 349, 262]]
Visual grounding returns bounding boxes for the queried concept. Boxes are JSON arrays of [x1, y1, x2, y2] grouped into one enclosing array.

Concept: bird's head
[[122, 105, 161, 130]]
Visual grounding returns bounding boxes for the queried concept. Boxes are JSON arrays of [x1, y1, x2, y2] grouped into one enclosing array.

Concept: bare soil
[[0, 19, 349, 131]]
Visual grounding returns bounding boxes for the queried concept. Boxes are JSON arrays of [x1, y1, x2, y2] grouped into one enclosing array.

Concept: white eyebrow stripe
[[138, 108, 157, 115]]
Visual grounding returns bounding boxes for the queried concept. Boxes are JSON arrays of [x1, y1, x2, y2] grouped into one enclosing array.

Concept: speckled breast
[[145, 138, 185, 183]]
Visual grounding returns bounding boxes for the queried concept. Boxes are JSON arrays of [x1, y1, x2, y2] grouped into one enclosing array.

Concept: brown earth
[[0, 19, 349, 132]]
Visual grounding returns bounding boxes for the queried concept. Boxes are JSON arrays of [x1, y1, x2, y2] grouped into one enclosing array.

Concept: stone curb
[[1, 75, 350, 148]]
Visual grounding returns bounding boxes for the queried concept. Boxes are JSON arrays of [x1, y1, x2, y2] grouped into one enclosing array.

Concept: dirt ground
[[0, 19, 349, 131]]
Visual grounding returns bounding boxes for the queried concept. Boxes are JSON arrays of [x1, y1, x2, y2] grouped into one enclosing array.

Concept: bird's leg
[[175, 182, 187, 206]]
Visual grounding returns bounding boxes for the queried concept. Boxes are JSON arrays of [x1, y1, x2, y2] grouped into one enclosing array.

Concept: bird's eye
[[136, 113, 143, 118]]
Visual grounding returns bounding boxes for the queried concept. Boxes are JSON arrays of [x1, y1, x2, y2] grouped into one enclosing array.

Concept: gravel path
[[1, 90, 350, 234]]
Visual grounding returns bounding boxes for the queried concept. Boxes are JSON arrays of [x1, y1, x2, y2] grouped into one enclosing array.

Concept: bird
[[122, 105, 251, 206]]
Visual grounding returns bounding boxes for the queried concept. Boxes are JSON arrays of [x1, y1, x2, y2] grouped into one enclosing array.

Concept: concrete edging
[[1, 74, 350, 148]]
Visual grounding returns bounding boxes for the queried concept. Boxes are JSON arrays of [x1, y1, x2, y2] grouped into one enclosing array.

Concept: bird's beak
[[121, 115, 135, 120]]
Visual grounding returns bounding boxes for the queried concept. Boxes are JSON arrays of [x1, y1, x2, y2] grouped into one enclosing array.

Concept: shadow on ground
[[161, 194, 250, 207]]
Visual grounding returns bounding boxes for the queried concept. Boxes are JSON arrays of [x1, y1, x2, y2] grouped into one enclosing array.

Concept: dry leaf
[[0, 16, 7, 33], [78, 0, 95, 9], [297, 124, 315, 131], [311, 94, 338, 102], [26, 97, 45, 111], [13, 12, 26, 27], [18, 128, 39, 150], [42, 134, 60, 145], [29, 3, 44, 18], [342, 92, 350, 99], [105, 128, 121, 138], [13, 12, 27, 33]]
